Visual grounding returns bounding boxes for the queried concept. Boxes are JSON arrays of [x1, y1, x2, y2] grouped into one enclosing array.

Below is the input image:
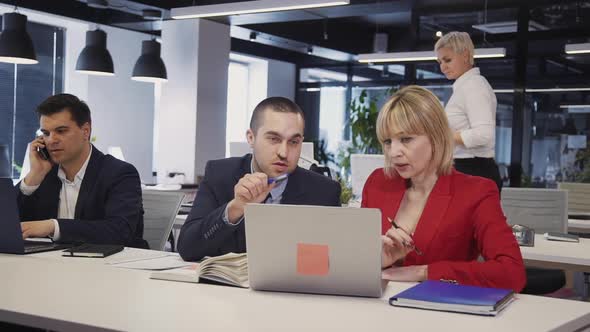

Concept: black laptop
[[0, 178, 71, 254]]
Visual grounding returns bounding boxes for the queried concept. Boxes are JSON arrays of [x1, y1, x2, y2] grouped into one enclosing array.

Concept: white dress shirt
[[445, 67, 497, 159], [20, 146, 93, 240]]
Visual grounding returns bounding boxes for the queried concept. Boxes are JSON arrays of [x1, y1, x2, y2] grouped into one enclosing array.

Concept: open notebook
[[150, 252, 248, 288]]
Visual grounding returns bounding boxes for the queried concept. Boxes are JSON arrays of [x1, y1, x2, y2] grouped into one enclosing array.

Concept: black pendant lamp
[[76, 29, 114, 76], [0, 12, 38, 64], [131, 39, 167, 83]]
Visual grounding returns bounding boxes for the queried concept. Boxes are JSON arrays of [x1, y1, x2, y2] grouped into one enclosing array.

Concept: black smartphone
[[35, 131, 50, 160], [37, 146, 50, 160]]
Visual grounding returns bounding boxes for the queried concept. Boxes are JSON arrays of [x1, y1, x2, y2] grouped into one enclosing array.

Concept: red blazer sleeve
[[427, 181, 526, 292]]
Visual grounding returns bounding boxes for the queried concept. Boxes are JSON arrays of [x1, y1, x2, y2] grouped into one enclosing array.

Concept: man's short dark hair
[[249, 97, 305, 134], [36, 93, 92, 127]]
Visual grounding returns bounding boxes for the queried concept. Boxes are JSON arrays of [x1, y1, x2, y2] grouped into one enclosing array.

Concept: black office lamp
[[0, 12, 38, 64], [75, 29, 114, 76], [0, 144, 11, 178], [131, 39, 167, 83]]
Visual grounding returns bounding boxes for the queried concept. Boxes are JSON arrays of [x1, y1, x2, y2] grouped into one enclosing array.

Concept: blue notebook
[[389, 281, 515, 316]]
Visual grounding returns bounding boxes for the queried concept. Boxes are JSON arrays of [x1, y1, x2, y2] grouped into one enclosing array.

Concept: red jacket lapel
[[411, 171, 453, 261]]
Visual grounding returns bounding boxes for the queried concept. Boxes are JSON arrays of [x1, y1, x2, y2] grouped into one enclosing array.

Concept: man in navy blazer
[[17, 94, 147, 248], [178, 97, 341, 261]]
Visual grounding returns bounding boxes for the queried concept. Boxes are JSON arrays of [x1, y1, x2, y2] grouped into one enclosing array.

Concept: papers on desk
[[112, 254, 192, 270], [389, 281, 515, 316], [105, 248, 191, 270], [105, 247, 171, 265]]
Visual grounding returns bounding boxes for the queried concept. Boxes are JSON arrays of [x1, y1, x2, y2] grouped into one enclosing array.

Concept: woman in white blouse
[[435, 31, 502, 192]]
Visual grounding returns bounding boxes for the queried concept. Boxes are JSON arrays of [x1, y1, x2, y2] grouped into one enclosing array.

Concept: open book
[[150, 252, 248, 288]]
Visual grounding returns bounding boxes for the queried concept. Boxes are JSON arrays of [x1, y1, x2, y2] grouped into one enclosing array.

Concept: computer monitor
[[350, 154, 385, 199], [0, 144, 11, 178]]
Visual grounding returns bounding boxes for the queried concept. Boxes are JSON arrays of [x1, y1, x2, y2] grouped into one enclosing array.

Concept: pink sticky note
[[296, 243, 329, 276]]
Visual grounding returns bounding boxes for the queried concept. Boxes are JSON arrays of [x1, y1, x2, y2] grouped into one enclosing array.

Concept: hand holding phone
[[33, 131, 51, 162], [23, 132, 53, 186], [36, 145, 50, 160]]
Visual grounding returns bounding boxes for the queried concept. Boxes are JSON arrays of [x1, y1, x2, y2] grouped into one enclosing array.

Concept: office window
[[225, 53, 270, 156], [0, 19, 64, 179], [319, 86, 347, 158], [527, 92, 590, 187], [226, 61, 251, 156]]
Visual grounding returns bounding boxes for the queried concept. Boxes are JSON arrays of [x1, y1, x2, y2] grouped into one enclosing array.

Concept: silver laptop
[[244, 204, 385, 297]]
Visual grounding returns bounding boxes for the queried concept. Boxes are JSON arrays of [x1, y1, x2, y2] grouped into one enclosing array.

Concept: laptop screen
[[0, 178, 27, 254]]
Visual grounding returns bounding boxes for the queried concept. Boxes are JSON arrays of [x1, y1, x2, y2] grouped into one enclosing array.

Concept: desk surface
[[520, 234, 590, 269], [569, 218, 590, 231], [1, 253, 590, 332]]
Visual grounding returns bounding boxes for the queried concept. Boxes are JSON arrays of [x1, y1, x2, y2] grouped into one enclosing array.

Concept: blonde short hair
[[376, 85, 454, 178], [434, 31, 475, 65]]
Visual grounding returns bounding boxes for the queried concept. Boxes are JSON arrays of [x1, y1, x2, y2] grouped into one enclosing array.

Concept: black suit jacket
[[17, 146, 148, 248], [177, 154, 341, 261]]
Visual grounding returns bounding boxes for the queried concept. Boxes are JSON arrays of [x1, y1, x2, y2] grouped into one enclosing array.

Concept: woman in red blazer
[[362, 86, 525, 292]]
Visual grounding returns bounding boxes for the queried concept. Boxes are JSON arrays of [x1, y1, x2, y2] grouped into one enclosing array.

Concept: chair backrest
[[557, 182, 590, 214], [501, 188, 568, 233], [142, 190, 184, 251], [350, 154, 385, 199]]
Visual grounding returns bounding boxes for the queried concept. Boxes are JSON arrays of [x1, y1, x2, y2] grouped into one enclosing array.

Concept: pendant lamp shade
[[0, 12, 38, 64], [132, 40, 167, 83], [76, 29, 114, 76]]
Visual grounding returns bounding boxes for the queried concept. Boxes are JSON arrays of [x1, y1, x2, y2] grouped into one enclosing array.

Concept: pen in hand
[[267, 173, 288, 184], [387, 217, 423, 256]]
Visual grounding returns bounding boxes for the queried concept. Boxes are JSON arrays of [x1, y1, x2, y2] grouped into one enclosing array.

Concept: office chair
[[142, 190, 184, 251], [309, 163, 332, 178], [502, 188, 568, 295], [557, 182, 590, 299]]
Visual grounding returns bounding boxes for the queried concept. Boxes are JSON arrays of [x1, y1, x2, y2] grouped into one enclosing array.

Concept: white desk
[[520, 234, 590, 272], [569, 218, 590, 233], [1, 254, 590, 332], [174, 214, 187, 228]]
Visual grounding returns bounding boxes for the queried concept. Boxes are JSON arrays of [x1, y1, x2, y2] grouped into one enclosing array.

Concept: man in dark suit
[[178, 97, 341, 261], [17, 94, 147, 248]]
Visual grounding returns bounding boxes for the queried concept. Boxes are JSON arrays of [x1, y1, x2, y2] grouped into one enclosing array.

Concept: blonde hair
[[434, 31, 475, 65], [376, 85, 454, 178]]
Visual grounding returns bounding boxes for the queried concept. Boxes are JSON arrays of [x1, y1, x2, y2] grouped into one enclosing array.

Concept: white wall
[[0, 5, 155, 181], [85, 25, 155, 181], [157, 19, 199, 184], [195, 19, 230, 180], [225, 54, 297, 157], [157, 19, 230, 183]]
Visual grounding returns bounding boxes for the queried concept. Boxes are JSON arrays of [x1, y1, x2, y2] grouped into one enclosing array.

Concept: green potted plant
[[336, 88, 394, 204]]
